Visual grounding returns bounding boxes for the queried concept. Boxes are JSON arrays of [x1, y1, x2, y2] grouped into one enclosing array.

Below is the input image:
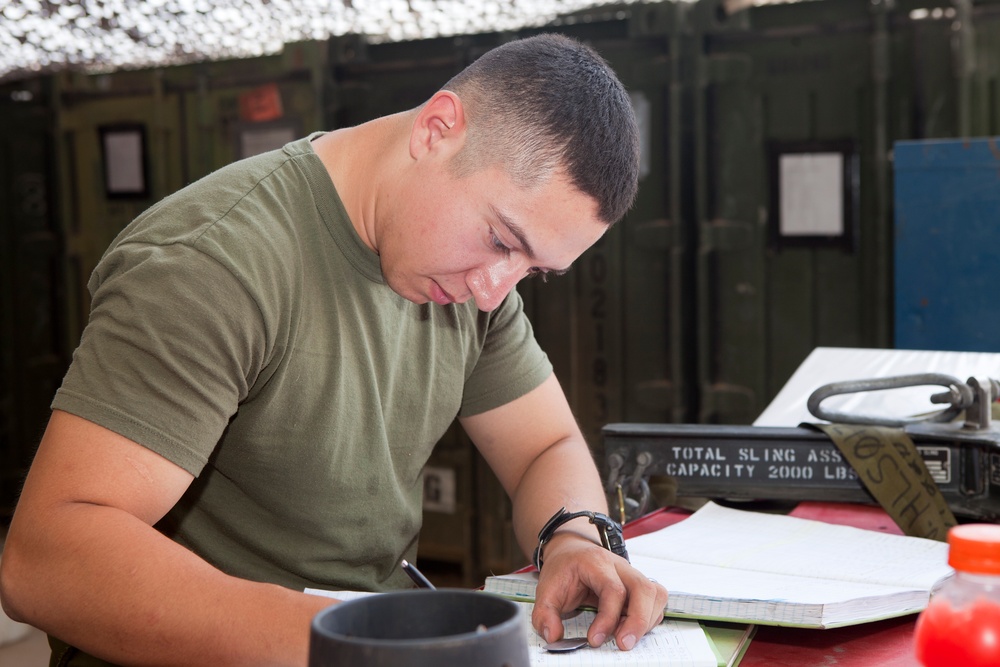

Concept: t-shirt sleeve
[[52, 241, 269, 476], [458, 290, 552, 417]]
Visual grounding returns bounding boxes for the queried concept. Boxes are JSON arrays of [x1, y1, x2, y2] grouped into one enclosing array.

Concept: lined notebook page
[[523, 604, 717, 667], [627, 502, 950, 590]]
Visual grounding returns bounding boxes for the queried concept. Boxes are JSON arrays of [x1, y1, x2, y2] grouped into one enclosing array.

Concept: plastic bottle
[[913, 524, 1000, 667]]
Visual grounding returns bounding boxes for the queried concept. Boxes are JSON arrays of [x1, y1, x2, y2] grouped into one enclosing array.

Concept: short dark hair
[[442, 33, 639, 225]]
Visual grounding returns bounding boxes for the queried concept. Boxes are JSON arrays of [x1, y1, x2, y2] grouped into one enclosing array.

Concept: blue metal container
[[894, 138, 1000, 352]]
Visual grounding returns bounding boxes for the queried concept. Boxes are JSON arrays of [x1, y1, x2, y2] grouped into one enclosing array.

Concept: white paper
[[754, 346, 1000, 427], [304, 588, 376, 602], [628, 502, 949, 589], [779, 153, 843, 236], [103, 130, 145, 193], [524, 604, 717, 667]]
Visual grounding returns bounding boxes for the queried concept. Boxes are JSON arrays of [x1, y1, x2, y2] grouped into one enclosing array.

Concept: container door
[[0, 80, 66, 518], [695, 0, 892, 424], [56, 71, 184, 346]]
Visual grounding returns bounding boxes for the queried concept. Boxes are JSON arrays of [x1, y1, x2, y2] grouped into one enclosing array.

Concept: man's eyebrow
[[490, 205, 536, 260], [490, 206, 572, 275]]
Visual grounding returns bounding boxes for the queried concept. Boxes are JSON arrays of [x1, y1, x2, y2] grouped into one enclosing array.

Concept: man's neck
[[310, 112, 412, 254]]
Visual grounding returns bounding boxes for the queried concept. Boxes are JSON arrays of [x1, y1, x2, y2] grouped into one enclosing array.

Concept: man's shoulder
[[176, 137, 321, 217], [110, 139, 325, 253]]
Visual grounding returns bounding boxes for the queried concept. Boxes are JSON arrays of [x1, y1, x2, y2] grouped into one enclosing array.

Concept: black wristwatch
[[532, 507, 629, 570]]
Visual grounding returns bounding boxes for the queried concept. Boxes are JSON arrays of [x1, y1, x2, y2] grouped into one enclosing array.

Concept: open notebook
[[484, 501, 953, 629]]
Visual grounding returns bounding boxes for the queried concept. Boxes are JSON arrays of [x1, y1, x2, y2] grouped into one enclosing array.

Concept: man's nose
[[468, 261, 526, 312]]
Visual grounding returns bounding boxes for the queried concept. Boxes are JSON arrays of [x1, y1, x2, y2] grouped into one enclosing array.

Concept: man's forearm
[[509, 437, 610, 561], [1, 503, 331, 667]]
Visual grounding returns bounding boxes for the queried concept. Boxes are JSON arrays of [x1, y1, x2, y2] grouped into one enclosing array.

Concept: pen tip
[[401, 559, 409, 567]]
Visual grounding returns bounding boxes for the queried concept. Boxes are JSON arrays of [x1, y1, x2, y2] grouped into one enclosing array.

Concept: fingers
[[648, 580, 670, 630], [585, 577, 627, 647], [532, 580, 624, 649], [611, 575, 669, 651], [531, 597, 566, 645], [531, 541, 669, 651], [568, 560, 668, 650], [531, 568, 591, 645], [589, 566, 667, 650]]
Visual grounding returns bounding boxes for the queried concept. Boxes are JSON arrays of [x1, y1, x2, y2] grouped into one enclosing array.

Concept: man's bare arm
[[0, 409, 332, 667], [460, 374, 668, 651]]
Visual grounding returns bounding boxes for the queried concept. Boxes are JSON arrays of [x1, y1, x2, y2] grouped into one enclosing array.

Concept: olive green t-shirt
[[52, 134, 552, 593]]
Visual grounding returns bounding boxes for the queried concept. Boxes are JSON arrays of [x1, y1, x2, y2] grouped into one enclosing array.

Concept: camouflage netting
[[0, 0, 646, 83]]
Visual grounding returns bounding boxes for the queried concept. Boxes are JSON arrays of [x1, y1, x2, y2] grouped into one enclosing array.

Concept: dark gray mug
[[309, 589, 530, 667]]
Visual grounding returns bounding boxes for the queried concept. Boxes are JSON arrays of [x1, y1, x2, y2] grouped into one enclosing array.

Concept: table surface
[[623, 502, 922, 667]]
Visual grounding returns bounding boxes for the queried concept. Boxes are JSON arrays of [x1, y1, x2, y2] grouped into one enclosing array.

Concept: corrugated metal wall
[[693, 0, 1000, 424]]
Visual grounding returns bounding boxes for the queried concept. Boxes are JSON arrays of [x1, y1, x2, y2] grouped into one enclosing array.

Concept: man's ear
[[409, 90, 466, 160]]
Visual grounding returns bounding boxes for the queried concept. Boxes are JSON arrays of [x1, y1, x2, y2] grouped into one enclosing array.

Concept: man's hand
[[530, 532, 668, 651]]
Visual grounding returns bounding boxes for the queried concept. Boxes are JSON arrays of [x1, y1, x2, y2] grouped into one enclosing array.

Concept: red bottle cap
[[948, 524, 1000, 574]]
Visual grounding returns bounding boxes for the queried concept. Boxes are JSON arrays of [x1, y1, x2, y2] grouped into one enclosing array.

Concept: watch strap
[[532, 507, 629, 570]]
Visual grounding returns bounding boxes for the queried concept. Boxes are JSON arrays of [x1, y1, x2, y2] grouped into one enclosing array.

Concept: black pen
[[401, 559, 436, 590]]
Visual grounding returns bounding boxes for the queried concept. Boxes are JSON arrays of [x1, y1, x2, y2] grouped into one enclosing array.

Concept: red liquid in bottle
[[914, 596, 1000, 667], [914, 524, 1000, 667]]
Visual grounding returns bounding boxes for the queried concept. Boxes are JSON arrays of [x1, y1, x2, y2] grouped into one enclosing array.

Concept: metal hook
[[806, 373, 994, 427]]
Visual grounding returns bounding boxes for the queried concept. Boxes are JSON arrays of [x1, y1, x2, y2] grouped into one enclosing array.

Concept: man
[[0, 33, 668, 666]]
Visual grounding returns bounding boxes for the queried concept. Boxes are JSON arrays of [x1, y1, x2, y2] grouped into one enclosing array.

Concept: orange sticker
[[239, 83, 283, 122]]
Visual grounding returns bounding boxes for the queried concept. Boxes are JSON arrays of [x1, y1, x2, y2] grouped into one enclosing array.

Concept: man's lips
[[429, 280, 455, 306]]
